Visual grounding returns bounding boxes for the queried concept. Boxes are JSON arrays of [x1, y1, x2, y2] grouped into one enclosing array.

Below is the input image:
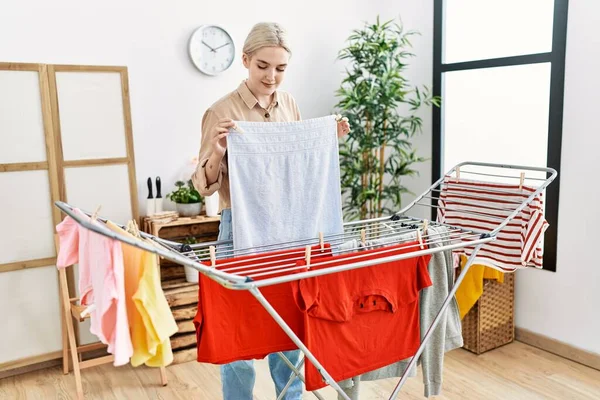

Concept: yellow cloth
[[134, 239, 178, 367], [455, 254, 505, 319], [107, 222, 178, 367]]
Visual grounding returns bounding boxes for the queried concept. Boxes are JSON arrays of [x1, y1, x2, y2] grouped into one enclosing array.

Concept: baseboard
[[0, 351, 62, 379], [516, 327, 600, 371], [0, 342, 108, 379]]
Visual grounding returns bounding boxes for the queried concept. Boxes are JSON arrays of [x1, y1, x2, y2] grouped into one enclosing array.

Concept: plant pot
[[205, 192, 220, 217], [184, 265, 199, 283], [176, 202, 202, 217]]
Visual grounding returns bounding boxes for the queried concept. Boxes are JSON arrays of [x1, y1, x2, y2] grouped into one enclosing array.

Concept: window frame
[[431, 0, 569, 272]]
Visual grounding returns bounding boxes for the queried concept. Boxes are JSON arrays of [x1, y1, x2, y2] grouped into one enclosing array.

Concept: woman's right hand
[[211, 118, 236, 158]]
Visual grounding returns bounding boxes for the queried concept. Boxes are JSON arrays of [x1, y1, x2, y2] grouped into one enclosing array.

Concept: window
[[432, 0, 569, 271]]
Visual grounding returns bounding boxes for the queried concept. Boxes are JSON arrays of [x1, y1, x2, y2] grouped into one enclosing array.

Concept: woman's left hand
[[336, 115, 351, 138]]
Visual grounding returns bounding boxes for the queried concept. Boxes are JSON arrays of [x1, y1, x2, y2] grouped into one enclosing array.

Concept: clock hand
[[202, 40, 216, 52], [214, 42, 231, 51]]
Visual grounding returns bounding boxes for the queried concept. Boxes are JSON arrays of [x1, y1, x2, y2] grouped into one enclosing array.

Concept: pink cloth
[[56, 209, 133, 366]]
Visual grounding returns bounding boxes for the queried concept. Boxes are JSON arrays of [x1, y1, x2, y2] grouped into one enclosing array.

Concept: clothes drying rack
[[54, 161, 557, 400]]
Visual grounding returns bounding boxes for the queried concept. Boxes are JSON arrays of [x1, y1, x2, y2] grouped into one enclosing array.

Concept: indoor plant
[[167, 179, 204, 217], [335, 17, 441, 220]]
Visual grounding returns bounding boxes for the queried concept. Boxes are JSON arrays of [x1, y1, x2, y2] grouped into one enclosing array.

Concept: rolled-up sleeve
[[191, 109, 226, 196]]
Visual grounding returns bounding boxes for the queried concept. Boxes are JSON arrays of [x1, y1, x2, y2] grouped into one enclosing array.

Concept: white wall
[[381, 1, 435, 218], [514, 0, 600, 354], [0, 1, 434, 362], [0, 0, 433, 216]]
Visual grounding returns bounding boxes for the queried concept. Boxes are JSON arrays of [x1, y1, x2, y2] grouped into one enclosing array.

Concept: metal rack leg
[[275, 356, 321, 400], [387, 244, 484, 400], [277, 355, 303, 400], [277, 356, 326, 400], [249, 287, 352, 400]]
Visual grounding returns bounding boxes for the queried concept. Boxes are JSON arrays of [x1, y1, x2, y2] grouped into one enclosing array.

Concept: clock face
[[189, 25, 235, 76]]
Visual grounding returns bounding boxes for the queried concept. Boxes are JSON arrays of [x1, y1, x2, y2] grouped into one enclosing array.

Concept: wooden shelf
[[176, 320, 195, 334], [171, 333, 197, 350], [172, 347, 197, 364], [142, 214, 220, 237], [141, 214, 219, 365], [164, 283, 199, 308], [171, 305, 198, 321]]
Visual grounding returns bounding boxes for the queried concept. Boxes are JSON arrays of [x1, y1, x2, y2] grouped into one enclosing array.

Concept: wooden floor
[[2, 342, 600, 399]]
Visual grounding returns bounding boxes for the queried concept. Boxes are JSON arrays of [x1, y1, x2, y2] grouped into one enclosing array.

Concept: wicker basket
[[461, 272, 515, 354]]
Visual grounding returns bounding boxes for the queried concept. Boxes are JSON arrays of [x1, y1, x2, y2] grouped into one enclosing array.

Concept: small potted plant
[[167, 179, 204, 217]]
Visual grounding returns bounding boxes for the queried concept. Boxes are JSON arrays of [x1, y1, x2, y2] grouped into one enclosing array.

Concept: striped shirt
[[436, 176, 548, 272]]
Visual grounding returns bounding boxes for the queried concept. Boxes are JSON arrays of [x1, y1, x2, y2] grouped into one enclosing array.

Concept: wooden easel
[[55, 234, 168, 399]]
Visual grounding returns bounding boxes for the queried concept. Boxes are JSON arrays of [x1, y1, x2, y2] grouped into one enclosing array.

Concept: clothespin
[[134, 220, 142, 237], [91, 205, 101, 222], [126, 221, 135, 236], [334, 114, 349, 122], [318, 232, 324, 252], [209, 245, 216, 267], [232, 122, 245, 134], [417, 228, 425, 250], [519, 172, 525, 191], [129, 220, 141, 238], [360, 228, 366, 245], [80, 304, 96, 319], [305, 245, 311, 269], [422, 219, 428, 236], [455, 167, 460, 182]]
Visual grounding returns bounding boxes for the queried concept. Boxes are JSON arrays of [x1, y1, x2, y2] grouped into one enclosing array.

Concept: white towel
[[227, 115, 344, 252]]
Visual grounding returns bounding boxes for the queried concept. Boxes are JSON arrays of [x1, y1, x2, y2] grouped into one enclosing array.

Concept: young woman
[[192, 22, 350, 400]]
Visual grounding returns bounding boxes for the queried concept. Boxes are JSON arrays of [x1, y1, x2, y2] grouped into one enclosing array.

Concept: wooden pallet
[[163, 278, 199, 364], [142, 215, 219, 364]]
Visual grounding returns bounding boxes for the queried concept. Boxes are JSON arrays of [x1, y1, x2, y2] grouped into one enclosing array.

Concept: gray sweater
[[336, 225, 463, 398]]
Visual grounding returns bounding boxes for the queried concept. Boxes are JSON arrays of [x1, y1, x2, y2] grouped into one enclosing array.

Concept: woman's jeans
[[218, 209, 302, 400]]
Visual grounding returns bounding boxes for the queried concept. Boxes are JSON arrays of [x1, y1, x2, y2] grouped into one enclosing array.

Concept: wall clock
[[188, 25, 235, 76]]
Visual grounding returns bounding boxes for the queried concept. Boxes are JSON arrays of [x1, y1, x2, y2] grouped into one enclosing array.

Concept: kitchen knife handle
[[147, 177, 153, 199], [156, 177, 162, 198]]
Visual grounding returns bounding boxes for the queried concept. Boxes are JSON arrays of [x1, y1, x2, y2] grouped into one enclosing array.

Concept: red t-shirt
[[292, 241, 432, 391], [193, 244, 332, 364]]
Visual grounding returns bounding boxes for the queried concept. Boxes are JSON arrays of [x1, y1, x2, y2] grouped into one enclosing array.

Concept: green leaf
[[333, 15, 440, 216]]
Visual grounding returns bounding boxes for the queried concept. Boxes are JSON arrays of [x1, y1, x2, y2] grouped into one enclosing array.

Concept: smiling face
[[242, 46, 290, 99]]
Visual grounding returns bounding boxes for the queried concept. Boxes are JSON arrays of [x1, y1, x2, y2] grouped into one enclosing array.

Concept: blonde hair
[[242, 22, 292, 57]]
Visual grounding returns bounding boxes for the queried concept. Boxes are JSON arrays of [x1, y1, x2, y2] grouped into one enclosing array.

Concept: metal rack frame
[[54, 161, 557, 400]]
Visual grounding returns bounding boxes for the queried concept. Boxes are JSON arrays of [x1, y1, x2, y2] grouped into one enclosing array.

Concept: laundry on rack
[[193, 244, 333, 364], [226, 116, 344, 252], [336, 225, 463, 399], [291, 241, 432, 391], [56, 210, 133, 366], [436, 176, 548, 271], [51, 161, 557, 400], [455, 253, 505, 319], [335, 238, 361, 255], [106, 222, 177, 367]]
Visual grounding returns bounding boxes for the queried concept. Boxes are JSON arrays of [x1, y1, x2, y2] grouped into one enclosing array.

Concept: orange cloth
[[292, 242, 432, 391], [106, 222, 177, 367], [455, 254, 505, 319]]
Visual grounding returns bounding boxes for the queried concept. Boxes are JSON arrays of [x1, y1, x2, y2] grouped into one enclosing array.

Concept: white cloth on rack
[[226, 115, 344, 251]]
